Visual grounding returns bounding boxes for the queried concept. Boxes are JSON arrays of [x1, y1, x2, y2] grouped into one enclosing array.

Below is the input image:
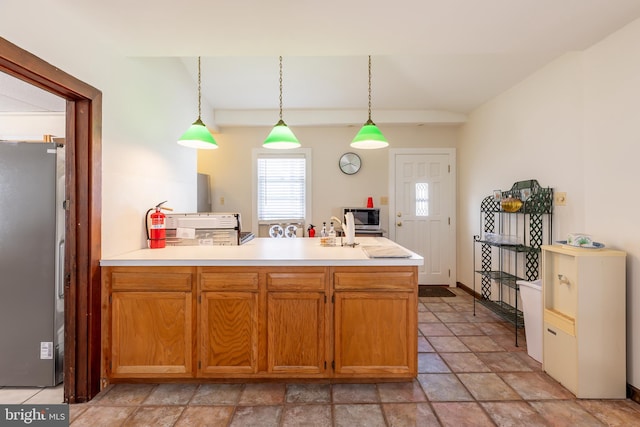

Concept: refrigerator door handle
[[57, 240, 65, 299]]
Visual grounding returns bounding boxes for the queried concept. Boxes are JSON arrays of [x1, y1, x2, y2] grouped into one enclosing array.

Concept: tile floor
[[2, 288, 639, 426]]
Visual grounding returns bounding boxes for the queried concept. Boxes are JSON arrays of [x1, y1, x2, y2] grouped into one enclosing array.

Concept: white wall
[[583, 18, 640, 391], [100, 56, 204, 257], [1, 3, 203, 257], [197, 125, 458, 233], [0, 113, 65, 141], [458, 18, 640, 389]]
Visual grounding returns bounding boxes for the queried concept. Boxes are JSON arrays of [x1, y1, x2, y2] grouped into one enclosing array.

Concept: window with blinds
[[257, 154, 306, 220]]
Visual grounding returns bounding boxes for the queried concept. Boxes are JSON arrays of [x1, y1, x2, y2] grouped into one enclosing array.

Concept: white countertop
[[100, 237, 424, 267]]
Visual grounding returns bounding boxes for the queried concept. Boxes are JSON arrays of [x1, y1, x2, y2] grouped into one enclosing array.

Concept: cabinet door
[[543, 322, 577, 394], [111, 291, 193, 377], [334, 291, 416, 377], [266, 291, 326, 375], [200, 291, 259, 375]]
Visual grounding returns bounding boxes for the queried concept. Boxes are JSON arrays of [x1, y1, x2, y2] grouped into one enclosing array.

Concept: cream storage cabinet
[[541, 245, 626, 398]]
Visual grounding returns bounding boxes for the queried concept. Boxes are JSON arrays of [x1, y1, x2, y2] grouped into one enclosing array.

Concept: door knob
[[397, 222, 402, 227], [397, 212, 402, 217]]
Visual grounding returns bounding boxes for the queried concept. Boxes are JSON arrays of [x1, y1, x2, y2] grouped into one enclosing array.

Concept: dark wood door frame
[[0, 37, 102, 403]]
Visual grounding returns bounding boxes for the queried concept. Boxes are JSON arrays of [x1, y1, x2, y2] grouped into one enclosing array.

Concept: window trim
[[252, 148, 312, 233]]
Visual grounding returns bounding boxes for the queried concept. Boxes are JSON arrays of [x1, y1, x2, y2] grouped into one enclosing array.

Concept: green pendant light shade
[[178, 57, 218, 149], [263, 119, 300, 149], [351, 119, 388, 149], [178, 118, 218, 149], [264, 56, 300, 149], [351, 55, 388, 149]]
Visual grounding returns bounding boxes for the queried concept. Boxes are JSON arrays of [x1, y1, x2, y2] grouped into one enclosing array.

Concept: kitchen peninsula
[[100, 237, 423, 387]]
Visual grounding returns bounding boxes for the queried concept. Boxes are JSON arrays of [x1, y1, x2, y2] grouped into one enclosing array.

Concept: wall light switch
[[220, 196, 225, 205], [380, 196, 389, 206], [554, 192, 567, 206]]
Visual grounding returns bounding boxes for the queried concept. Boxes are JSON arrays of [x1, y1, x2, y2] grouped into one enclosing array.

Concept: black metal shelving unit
[[473, 180, 553, 346]]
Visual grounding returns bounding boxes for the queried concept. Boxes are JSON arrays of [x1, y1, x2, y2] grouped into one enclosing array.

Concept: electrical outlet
[[380, 196, 389, 205], [220, 196, 225, 205], [554, 192, 567, 206]]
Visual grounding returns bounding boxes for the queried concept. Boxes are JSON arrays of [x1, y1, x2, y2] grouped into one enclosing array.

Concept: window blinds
[[257, 155, 306, 220]]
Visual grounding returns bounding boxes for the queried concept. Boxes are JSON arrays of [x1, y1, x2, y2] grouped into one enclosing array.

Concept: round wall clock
[[339, 152, 362, 175]]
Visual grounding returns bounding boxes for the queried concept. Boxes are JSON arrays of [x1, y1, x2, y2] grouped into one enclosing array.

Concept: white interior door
[[389, 149, 456, 286]]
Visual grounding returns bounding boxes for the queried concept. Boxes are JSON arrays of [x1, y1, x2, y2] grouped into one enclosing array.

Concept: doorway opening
[[0, 37, 102, 403]]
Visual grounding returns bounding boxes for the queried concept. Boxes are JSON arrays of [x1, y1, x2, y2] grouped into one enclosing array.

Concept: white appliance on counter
[[166, 212, 250, 246], [258, 220, 304, 238], [343, 207, 380, 231]]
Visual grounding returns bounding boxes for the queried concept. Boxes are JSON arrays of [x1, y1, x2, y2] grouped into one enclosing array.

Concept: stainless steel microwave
[[343, 207, 381, 230]]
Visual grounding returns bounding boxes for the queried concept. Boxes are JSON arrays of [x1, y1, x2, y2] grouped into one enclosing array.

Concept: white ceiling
[[4, 0, 640, 125], [0, 73, 65, 113]]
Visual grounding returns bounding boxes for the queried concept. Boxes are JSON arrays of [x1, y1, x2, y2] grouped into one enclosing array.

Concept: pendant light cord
[[279, 55, 283, 121], [197, 56, 202, 120], [368, 55, 372, 121]]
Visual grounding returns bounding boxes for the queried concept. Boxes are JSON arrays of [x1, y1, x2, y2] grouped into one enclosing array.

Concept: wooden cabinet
[[198, 268, 329, 377], [199, 270, 259, 376], [266, 270, 329, 376], [103, 267, 195, 378], [102, 265, 417, 382], [333, 268, 417, 378], [541, 245, 626, 398]]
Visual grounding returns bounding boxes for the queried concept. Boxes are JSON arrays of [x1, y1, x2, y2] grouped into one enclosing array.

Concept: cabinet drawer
[[266, 272, 326, 291], [110, 268, 194, 292], [334, 271, 415, 291], [200, 272, 259, 291]]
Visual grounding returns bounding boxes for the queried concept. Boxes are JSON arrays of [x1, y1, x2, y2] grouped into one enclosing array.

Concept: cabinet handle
[[58, 240, 65, 299], [547, 328, 557, 336]]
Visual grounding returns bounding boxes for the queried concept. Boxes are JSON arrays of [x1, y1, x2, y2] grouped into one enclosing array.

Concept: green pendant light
[[178, 56, 218, 149], [263, 56, 300, 149], [351, 55, 388, 149]]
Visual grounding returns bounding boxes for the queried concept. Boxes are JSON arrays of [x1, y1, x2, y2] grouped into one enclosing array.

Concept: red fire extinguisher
[[146, 201, 172, 249]]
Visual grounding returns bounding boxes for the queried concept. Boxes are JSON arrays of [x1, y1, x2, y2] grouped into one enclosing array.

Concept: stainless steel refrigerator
[[197, 173, 211, 212], [0, 141, 65, 386]]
